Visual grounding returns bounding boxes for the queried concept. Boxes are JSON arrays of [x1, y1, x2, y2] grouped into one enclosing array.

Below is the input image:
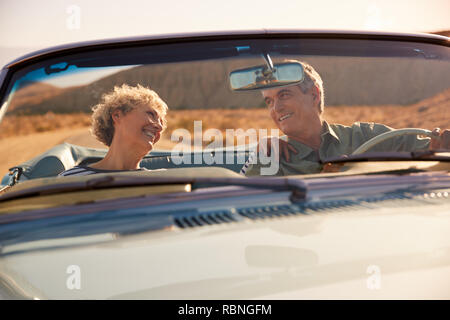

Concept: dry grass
[[0, 91, 448, 175], [0, 109, 276, 140], [0, 112, 91, 139], [2, 103, 448, 141]]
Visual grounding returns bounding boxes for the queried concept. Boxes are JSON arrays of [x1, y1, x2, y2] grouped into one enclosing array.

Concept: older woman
[[59, 84, 168, 176]]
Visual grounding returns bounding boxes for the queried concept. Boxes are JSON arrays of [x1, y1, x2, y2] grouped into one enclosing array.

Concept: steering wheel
[[351, 128, 433, 155]]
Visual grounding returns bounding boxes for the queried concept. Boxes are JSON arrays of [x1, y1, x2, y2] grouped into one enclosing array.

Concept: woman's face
[[112, 103, 164, 153]]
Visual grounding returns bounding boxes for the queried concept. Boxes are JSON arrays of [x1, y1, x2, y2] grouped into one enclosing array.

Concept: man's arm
[[354, 122, 431, 153]]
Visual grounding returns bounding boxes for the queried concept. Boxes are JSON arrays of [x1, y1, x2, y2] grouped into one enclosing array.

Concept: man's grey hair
[[287, 60, 325, 114]]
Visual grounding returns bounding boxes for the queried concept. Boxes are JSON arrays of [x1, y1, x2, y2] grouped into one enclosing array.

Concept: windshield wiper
[[322, 150, 450, 164], [0, 175, 308, 203]]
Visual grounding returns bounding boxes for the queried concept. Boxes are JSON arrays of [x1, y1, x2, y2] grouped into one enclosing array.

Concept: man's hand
[[430, 128, 450, 150], [258, 136, 298, 162]]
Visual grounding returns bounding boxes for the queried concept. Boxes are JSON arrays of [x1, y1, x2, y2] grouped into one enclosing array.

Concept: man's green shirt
[[243, 121, 430, 176]]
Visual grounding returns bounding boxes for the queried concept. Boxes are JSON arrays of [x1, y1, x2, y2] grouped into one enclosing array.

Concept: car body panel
[[0, 188, 449, 299], [3, 29, 449, 69], [0, 29, 449, 300]]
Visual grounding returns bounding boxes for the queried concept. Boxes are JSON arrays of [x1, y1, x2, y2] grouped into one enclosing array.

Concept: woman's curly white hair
[[91, 84, 168, 146]]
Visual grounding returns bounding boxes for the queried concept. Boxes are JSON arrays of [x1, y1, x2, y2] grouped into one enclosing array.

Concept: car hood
[[0, 182, 449, 299]]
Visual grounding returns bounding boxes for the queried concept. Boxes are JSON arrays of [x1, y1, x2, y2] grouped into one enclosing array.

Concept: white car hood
[[1, 195, 449, 300]]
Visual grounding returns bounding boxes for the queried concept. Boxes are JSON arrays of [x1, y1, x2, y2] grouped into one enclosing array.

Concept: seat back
[[3, 143, 250, 185]]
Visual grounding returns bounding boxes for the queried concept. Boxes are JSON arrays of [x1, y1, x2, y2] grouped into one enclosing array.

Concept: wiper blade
[[0, 174, 308, 202], [322, 150, 450, 164]]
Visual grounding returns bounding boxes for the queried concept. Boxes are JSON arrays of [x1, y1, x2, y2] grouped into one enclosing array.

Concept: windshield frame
[[1, 30, 449, 111], [1, 30, 449, 183]]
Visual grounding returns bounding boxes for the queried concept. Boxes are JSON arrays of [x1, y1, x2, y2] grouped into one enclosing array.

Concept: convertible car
[[0, 30, 449, 299]]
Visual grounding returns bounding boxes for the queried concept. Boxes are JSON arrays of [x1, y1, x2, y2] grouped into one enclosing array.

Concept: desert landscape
[[1, 49, 449, 176], [1, 86, 449, 175]]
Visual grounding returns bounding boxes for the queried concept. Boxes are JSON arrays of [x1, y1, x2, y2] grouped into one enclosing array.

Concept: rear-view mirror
[[229, 62, 304, 91]]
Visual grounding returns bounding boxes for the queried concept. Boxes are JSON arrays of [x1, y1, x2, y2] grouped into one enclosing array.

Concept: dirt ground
[[1, 88, 448, 178], [0, 127, 180, 175]]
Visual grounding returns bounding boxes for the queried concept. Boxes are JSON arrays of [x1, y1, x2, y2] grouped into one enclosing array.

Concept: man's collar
[[321, 120, 340, 142], [283, 120, 340, 158]]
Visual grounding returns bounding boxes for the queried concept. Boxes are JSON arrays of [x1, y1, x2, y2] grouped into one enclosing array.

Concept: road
[[0, 127, 177, 176]]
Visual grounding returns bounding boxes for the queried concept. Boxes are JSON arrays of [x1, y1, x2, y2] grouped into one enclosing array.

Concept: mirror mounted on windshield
[[229, 61, 304, 91]]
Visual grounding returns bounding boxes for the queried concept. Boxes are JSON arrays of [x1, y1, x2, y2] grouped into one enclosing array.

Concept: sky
[[0, 0, 449, 65]]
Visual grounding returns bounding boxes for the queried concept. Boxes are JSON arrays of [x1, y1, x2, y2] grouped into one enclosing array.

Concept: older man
[[241, 61, 450, 176]]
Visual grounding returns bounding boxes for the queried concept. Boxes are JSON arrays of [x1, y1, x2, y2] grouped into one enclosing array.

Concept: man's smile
[[278, 112, 294, 122]]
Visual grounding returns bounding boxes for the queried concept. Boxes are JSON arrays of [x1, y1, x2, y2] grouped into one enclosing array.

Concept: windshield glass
[[0, 37, 449, 180]]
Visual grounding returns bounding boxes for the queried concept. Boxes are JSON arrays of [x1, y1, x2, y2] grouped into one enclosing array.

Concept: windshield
[[0, 37, 449, 181]]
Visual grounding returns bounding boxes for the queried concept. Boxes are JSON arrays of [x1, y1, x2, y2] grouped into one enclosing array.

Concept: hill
[[9, 55, 450, 115], [7, 82, 69, 111], [430, 30, 450, 37]]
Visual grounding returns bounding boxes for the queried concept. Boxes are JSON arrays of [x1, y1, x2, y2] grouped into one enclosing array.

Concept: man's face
[[262, 84, 321, 138]]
